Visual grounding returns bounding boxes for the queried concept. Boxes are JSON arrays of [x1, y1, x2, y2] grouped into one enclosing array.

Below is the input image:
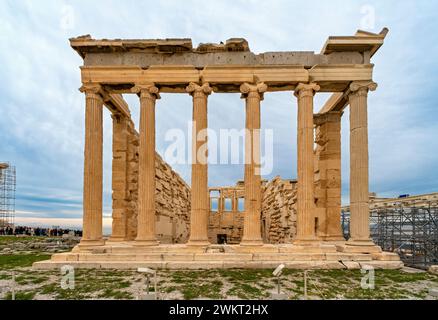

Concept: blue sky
[[0, 0, 437, 231]]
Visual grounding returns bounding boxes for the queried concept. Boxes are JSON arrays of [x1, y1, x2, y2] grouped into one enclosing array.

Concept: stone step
[[33, 260, 347, 270], [109, 244, 205, 254], [358, 260, 404, 269], [325, 253, 373, 261], [279, 244, 338, 254], [194, 253, 252, 261], [371, 252, 401, 261], [252, 253, 326, 261], [50, 251, 377, 263], [39, 245, 403, 270], [79, 253, 197, 262], [52, 253, 197, 262], [336, 244, 382, 254]]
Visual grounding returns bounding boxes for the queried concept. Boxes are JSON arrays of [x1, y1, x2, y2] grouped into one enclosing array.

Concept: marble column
[[240, 82, 267, 246], [186, 82, 212, 246], [132, 84, 160, 245], [294, 83, 320, 243], [348, 81, 377, 245], [79, 84, 105, 246]]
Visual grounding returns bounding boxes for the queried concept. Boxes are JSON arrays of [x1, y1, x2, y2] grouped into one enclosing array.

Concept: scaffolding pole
[[342, 201, 438, 269], [0, 162, 16, 228]]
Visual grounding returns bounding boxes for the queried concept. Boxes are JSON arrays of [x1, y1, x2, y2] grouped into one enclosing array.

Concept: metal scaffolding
[[342, 202, 438, 269], [0, 162, 16, 228]]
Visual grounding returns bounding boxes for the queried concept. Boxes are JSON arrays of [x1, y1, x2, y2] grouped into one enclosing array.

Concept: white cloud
[[1, 0, 437, 226]]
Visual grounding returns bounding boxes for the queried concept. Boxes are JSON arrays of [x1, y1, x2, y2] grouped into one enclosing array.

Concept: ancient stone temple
[[35, 28, 403, 269]]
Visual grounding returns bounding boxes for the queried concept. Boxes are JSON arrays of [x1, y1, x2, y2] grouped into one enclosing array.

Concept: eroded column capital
[[240, 82, 268, 100], [294, 82, 320, 99], [186, 82, 213, 98], [132, 83, 160, 100], [349, 81, 378, 97], [79, 83, 104, 100]]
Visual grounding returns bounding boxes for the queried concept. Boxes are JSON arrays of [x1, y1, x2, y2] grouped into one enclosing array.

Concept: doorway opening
[[217, 234, 227, 244]]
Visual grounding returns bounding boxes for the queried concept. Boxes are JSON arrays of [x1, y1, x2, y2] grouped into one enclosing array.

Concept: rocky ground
[[0, 236, 437, 300], [0, 235, 79, 254]]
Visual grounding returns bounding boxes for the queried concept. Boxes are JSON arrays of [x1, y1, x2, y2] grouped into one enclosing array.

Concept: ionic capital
[[349, 81, 377, 97], [132, 83, 160, 100], [240, 82, 267, 100], [294, 82, 320, 99], [186, 82, 213, 98], [79, 83, 104, 100]]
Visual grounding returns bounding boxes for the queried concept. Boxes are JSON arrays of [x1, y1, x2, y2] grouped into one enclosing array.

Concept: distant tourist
[[0, 225, 82, 237]]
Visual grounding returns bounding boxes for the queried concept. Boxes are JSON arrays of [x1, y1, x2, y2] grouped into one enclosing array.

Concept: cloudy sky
[[0, 0, 437, 231]]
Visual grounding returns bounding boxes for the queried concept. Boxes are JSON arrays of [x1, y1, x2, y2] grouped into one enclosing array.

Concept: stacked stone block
[[313, 112, 343, 240], [207, 187, 245, 244], [261, 176, 297, 243]]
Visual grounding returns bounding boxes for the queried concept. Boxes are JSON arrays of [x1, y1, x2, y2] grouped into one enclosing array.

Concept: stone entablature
[[71, 29, 388, 95], [71, 32, 384, 68]]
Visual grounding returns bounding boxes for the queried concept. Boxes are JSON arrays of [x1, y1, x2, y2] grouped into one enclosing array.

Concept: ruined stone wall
[[206, 178, 297, 244], [208, 211, 244, 244], [115, 120, 190, 243], [124, 120, 139, 241], [154, 153, 191, 243], [207, 186, 245, 244], [261, 177, 297, 243], [313, 112, 343, 240]]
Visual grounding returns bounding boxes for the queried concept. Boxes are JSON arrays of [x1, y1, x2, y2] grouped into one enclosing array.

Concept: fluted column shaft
[[348, 81, 377, 244], [186, 82, 212, 245], [294, 83, 320, 242], [240, 82, 267, 246], [133, 84, 160, 245], [80, 84, 104, 246]]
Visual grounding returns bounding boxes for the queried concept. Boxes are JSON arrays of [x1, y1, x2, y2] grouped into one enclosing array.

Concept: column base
[[240, 239, 264, 246], [337, 244, 382, 254], [293, 235, 320, 245], [322, 235, 346, 241], [337, 238, 382, 254], [346, 238, 375, 246], [134, 239, 159, 246], [186, 239, 210, 246], [106, 236, 126, 243], [78, 239, 105, 247]]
